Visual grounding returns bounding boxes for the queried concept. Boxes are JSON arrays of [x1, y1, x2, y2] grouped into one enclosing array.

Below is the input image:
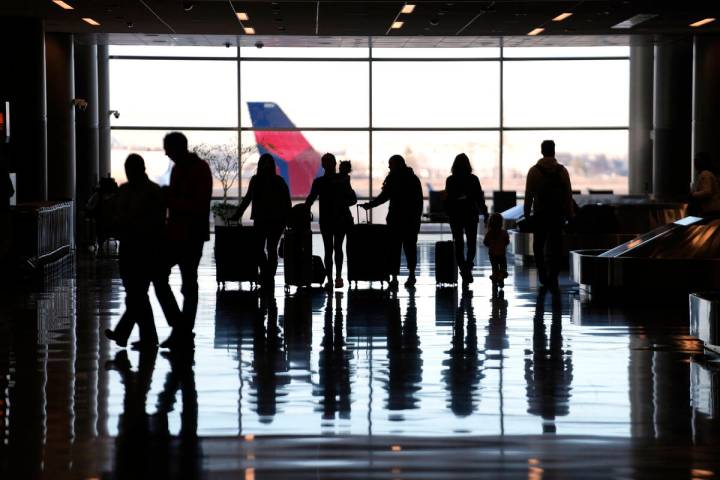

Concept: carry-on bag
[[347, 205, 392, 287], [283, 228, 313, 291], [214, 224, 260, 289]]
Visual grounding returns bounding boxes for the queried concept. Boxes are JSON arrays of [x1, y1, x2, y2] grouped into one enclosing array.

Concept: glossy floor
[[1, 235, 719, 479]]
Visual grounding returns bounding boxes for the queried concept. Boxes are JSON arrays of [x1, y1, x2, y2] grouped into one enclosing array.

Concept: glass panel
[[372, 61, 500, 128], [372, 47, 500, 58], [240, 46, 369, 58], [240, 61, 369, 128], [110, 129, 240, 198], [503, 46, 629, 58], [501, 130, 629, 194], [109, 45, 238, 57], [372, 131, 500, 196], [503, 60, 629, 127], [110, 59, 238, 127]]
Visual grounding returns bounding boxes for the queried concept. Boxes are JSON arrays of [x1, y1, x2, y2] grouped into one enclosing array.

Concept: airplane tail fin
[[247, 102, 321, 197]]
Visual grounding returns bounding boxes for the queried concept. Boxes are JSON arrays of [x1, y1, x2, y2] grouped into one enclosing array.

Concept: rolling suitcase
[[283, 228, 313, 292], [214, 225, 260, 289], [347, 206, 392, 288], [435, 239, 458, 287]]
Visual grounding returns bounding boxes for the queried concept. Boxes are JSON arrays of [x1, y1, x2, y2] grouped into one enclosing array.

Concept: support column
[[74, 43, 99, 209], [692, 36, 720, 169], [653, 36, 693, 200], [629, 36, 654, 195], [0, 18, 47, 202], [45, 33, 76, 201], [97, 45, 111, 179]]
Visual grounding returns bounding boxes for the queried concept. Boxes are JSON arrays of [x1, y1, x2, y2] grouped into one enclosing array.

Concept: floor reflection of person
[[154, 348, 201, 478], [316, 293, 351, 420], [106, 348, 158, 478], [251, 297, 289, 422], [282, 291, 322, 378], [385, 290, 423, 410], [524, 290, 573, 434], [443, 291, 484, 417]]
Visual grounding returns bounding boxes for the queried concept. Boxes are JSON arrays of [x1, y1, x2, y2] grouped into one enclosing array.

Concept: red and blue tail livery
[[248, 102, 322, 197]]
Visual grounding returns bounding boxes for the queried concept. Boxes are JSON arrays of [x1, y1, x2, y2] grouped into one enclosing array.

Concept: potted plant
[[193, 142, 257, 227]]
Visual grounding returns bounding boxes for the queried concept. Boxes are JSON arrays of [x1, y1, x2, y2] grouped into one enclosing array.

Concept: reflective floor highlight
[[1, 234, 720, 479]]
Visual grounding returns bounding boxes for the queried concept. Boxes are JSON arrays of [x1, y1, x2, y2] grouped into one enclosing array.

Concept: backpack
[[534, 165, 566, 215]]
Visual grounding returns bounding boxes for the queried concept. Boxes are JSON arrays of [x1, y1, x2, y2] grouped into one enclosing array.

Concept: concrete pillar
[[0, 18, 47, 202], [692, 36, 720, 171], [653, 36, 693, 200], [45, 33, 76, 201], [629, 37, 654, 195], [74, 43, 99, 208], [97, 45, 111, 179]]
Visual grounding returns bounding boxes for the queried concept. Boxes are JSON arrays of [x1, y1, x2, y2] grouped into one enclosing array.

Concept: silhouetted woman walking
[[444, 153, 488, 287], [233, 153, 291, 285]]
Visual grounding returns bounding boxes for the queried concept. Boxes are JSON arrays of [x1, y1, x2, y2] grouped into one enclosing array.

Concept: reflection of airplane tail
[[247, 102, 322, 197]]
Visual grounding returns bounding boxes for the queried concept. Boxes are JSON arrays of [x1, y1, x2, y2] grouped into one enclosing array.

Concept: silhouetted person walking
[[524, 140, 573, 291], [483, 212, 509, 290], [444, 153, 488, 286], [690, 152, 720, 216], [105, 154, 166, 348], [361, 155, 423, 289], [231, 153, 291, 285], [159, 132, 212, 348], [306, 153, 357, 290]]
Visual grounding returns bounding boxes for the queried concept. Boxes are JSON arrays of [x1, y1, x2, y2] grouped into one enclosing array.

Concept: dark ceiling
[[0, 1, 718, 38]]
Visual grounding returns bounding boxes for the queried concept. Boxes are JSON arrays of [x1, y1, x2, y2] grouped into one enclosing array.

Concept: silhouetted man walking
[[361, 155, 423, 288], [105, 154, 165, 348], [523, 140, 574, 291], [159, 132, 212, 348]]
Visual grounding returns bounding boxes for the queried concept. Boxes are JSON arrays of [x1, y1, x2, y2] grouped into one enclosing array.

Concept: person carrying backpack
[[523, 140, 574, 291]]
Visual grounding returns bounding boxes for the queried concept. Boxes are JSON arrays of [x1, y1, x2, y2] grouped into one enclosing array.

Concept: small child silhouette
[[483, 213, 509, 288]]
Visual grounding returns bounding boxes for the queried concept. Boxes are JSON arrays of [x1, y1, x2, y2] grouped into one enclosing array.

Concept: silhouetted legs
[[109, 249, 159, 347], [321, 228, 346, 287], [152, 261, 182, 328], [489, 254, 508, 288], [389, 226, 419, 287], [450, 220, 478, 282], [533, 217, 563, 290], [254, 221, 284, 283], [156, 240, 205, 346]]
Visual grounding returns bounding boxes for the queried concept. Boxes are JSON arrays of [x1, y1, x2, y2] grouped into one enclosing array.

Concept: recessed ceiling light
[[51, 0, 74, 10], [236, 12, 249, 21], [244, 27, 255, 34], [690, 18, 716, 27], [82, 17, 100, 26], [401, 4, 416, 14], [391, 21, 404, 29], [527, 27, 544, 36], [552, 12, 573, 22]]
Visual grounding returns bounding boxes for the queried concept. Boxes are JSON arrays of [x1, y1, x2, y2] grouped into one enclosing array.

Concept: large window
[[109, 42, 630, 204]]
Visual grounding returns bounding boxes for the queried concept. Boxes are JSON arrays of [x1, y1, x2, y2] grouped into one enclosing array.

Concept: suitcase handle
[[356, 204, 370, 225]]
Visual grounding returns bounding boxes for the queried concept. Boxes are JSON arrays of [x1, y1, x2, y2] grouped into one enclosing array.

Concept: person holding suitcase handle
[[230, 153, 291, 287], [444, 153, 488, 287], [361, 154, 423, 289], [306, 153, 357, 290]]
